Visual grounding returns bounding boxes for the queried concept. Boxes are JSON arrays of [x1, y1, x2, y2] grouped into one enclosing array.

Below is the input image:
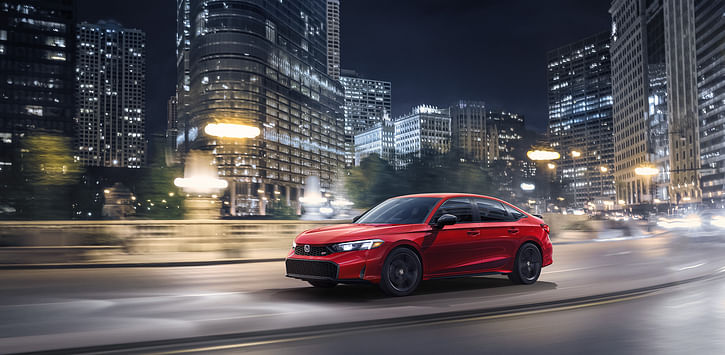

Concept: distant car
[[285, 193, 553, 296]]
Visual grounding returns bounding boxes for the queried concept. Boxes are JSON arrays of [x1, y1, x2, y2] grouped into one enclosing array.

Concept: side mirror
[[435, 214, 457, 228], [352, 215, 361, 223]]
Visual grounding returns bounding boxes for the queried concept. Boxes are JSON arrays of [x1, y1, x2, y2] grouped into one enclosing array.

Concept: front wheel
[[379, 247, 422, 297], [308, 280, 337, 288], [508, 243, 542, 285]]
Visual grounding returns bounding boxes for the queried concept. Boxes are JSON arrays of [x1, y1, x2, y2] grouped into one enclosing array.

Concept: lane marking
[[676, 263, 704, 271], [605, 251, 632, 257]]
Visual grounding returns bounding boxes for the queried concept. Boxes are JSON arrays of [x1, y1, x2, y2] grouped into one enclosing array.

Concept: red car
[[286, 193, 553, 296]]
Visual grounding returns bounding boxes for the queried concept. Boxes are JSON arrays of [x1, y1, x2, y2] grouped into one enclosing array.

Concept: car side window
[[431, 198, 474, 223], [504, 203, 526, 220], [474, 198, 510, 222]]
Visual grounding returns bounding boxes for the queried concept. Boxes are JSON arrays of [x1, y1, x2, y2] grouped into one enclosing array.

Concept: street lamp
[[520, 182, 535, 191], [527, 149, 561, 161], [547, 163, 556, 170], [204, 123, 261, 139], [571, 150, 582, 158], [634, 166, 658, 176]]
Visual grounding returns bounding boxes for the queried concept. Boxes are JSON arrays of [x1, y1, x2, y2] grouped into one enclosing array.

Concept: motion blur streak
[[1, 229, 724, 353]]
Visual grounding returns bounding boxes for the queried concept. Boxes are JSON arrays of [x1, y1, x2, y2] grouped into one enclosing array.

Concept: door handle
[[467, 230, 480, 236], [508, 228, 519, 234]]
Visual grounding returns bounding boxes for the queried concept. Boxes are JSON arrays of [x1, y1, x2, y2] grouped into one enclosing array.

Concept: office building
[[184, 0, 345, 215], [75, 21, 145, 168], [610, 0, 701, 206], [449, 100, 489, 162], [326, 0, 340, 80], [394, 105, 451, 166], [174, 0, 191, 153], [696, 0, 725, 205], [340, 69, 392, 166], [353, 118, 394, 165], [547, 31, 614, 207], [0, 0, 76, 174]]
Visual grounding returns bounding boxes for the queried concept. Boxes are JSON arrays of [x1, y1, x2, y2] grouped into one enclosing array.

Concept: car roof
[[394, 193, 501, 200]]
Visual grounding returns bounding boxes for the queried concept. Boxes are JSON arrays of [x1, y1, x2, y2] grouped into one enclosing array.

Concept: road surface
[[1, 230, 724, 354]]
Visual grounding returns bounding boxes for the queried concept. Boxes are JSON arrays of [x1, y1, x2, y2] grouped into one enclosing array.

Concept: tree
[[12, 132, 83, 219]]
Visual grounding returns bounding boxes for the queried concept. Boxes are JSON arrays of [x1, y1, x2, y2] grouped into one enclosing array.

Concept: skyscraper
[[354, 119, 394, 165], [488, 110, 525, 166], [185, 0, 345, 216], [449, 100, 488, 162], [610, 0, 701, 206], [175, 0, 191, 153], [326, 0, 340, 80], [339, 69, 392, 166], [547, 31, 614, 207], [0, 0, 76, 172], [75, 21, 145, 168], [696, 0, 725, 206], [394, 105, 451, 166]]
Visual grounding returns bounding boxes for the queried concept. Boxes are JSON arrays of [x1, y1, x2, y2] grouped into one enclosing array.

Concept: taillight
[[540, 224, 550, 234]]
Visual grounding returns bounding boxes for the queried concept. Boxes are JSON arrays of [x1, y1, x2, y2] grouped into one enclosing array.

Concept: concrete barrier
[[0, 220, 347, 264]]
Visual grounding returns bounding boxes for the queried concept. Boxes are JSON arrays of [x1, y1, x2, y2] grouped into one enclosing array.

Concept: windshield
[[355, 197, 441, 224]]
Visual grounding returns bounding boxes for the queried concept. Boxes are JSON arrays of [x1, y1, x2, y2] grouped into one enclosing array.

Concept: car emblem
[[304, 245, 310, 253]]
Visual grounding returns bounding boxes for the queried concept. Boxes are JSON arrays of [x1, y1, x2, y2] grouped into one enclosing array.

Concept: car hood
[[295, 223, 427, 244]]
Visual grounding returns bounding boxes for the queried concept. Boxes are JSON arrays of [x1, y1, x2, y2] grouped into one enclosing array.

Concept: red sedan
[[285, 193, 553, 296]]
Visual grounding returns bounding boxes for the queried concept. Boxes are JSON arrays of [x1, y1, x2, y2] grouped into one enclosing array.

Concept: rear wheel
[[508, 243, 542, 285], [380, 247, 422, 297], [308, 280, 337, 288]]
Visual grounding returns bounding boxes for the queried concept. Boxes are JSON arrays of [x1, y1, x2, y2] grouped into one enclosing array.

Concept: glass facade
[[75, 21, 146, 168], [547, 31, 614, 207], [610, 0, 700, 207], [339, 69, 392, 167], [0, 0, 76, 175], [696, 0, 725, 206], [325, 0, 339, 80], [185, 0, 345, 215], [394, 105, 450, 167]]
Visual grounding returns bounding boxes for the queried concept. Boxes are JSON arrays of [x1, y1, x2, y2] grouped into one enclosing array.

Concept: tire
[[508, 243, 542, 285], [308, 280, 337, 288], [379, 247, 422, 297]]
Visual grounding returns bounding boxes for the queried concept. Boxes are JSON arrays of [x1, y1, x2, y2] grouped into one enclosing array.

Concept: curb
[[0, 257, 286, 270]]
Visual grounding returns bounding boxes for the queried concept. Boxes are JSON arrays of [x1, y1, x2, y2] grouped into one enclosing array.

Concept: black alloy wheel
[[308, 280, 338, 288], [380, 247, 422, 296], [508, 243, 542, 285]]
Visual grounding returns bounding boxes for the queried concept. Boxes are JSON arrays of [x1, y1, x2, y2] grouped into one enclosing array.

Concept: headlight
[[330, 239, 384, 253]]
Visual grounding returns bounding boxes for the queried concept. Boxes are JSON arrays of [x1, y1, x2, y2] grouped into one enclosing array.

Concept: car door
[[470, 198, 518, 270], [422, 197, 480, 276]]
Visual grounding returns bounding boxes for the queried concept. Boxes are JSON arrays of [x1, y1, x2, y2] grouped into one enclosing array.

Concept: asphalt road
[[2, 230, 725, 354]]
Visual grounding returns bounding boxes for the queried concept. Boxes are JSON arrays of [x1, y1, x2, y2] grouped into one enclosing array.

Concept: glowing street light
[[173, 177, 228, 190], [547, 163, 556, 170], [520, 182, 536, 191], [571, 150, 582, 158], [634, 165, 658, 176], [527, 149, 561, 161], [204, 123, 261, 139]]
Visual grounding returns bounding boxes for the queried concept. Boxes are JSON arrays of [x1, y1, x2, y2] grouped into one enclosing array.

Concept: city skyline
[[76, 0, 613, 134]]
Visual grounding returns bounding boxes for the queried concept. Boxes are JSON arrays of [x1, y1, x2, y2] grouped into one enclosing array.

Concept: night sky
[[78, 0, 612, 134]]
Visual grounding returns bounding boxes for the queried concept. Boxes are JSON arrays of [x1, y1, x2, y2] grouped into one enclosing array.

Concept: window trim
[[429, 197, 476, 224], [473, 197, 513, 223]]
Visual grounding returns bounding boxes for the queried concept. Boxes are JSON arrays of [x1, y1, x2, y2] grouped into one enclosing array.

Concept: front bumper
[[285, 246, 387, 284]]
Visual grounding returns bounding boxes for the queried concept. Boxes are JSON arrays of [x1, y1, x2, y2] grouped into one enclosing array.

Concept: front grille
[[286, 259, 338, 279], [294, 245, 331, 256]]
